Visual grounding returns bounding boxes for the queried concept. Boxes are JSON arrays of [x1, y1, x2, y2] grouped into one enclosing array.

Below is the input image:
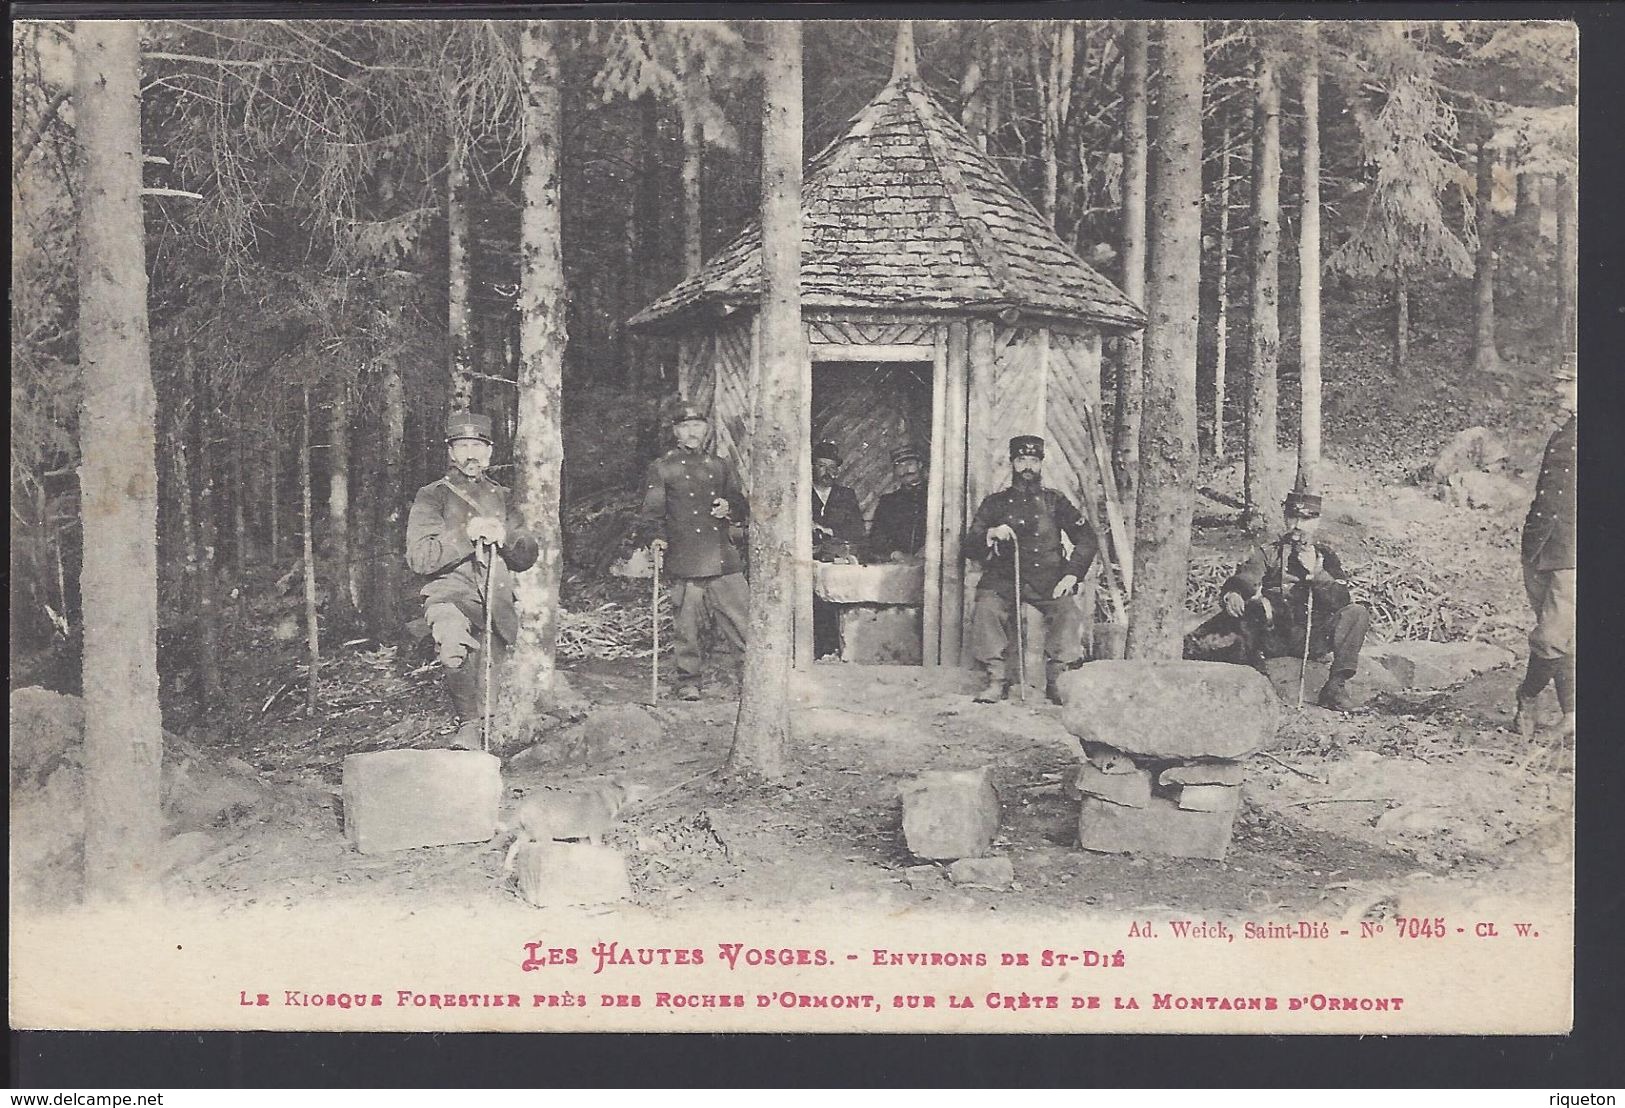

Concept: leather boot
[[973, 664, 1007, 704], [1317, 672, 1356, 711], [1513, 692, 1540, 740]]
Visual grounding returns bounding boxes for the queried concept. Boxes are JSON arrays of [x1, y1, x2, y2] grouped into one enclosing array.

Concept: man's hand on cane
[[466, 515, 507, 549], [987, 523, 1016, 549]]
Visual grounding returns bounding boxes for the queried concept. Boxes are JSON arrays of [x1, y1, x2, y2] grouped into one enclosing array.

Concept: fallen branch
[[1255, 750, 1326, 784]]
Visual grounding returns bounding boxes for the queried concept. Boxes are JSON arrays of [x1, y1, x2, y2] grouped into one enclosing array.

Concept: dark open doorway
[[809, 360, 934, 664]]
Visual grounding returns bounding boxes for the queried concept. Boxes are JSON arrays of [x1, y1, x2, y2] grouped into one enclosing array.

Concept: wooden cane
[[1297, 577, 1315, 711], [481, 540, 496, 752], [1013, 530, 1026, 702], [651, 544, 663, 704]]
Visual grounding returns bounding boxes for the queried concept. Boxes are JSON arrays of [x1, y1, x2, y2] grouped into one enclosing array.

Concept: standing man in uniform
[[406, 412, 539, 749], [1514, 365, 1577, 739], [867, 445, 929, 563], [1193, 484, 1372, 710], [966, 435, 1097, 703], [634, 401, 750, 701], [810, 440, 863, 658]]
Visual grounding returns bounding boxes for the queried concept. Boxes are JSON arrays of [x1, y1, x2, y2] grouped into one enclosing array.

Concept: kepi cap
[[444, 412, 494, 444], [1009, 435, 1045, 460], [668, 400, 708, 425], [891, 445, 922, 466], [813, 440, 841, 464]]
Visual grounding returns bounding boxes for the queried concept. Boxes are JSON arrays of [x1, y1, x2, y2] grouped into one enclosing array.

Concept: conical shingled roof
[[629, 73, 1146, 333]]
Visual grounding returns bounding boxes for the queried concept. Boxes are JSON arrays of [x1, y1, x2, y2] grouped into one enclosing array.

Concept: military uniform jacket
[[406, 470, 540, 643], [635, 447, 749, 578], [967, 484, 1098, 602], [812, 483, 865, 544], [1523, 413, 1576, 570], [1222, 538, 1352, 632], [868, 483, 929, 559]]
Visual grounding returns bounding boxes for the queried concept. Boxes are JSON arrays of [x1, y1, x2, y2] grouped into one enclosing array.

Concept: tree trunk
[[1556, 172, 1576, 356], [230, 425, 250, 572], [1513, 169, 1539, 243], [960, 26, 988, 152], [1036, 21, 1074, 228], [1126, 21, 1204, 661], [327, 383, 355, 621], [448, 140, 476, 413], [1295, 24, 1322, 493], [374, 335, 407, 636], [680, 54, 705, 276], [1393, 269, 1410, 374], [504, 19, 568, 734], [1244, 49, 1282, 534], [191, 369, 223, 713], [1211, 116, 1232, 460], [300, 388, 321, 717], [267, 420, 281, 567], [728, 20, 802, 782], [75, 19, 162, 902], [1471, 140, 1504, 375], [1111, 20, 1148, 546]]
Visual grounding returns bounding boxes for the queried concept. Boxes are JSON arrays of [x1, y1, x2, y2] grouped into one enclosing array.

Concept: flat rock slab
[[1175, 784, 1243, 813], [948, 856, 1014, 889], [1261, 657, 1399, 711], [512, 841, 632, 908], [1077, 796, 1236, 861], [1069, 761, 1151, 808], [815, 561, 924, 605], [900, 769, 1000, 861], [1082, 742, 1140, 775], [839, 605, 923, 665], [1159, 760, 1246, 787], [1056, 661, 1279, 760], [1366, 641, 1516, 690], [342, 749, 501, 854]]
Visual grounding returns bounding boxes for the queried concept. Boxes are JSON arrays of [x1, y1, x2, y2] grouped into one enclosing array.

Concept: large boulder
[[1261, 656, 1399, 710], [1366, 641, 1516, 690], [900, 769, 1000, 861], [10, 687, 83, 787], [1055, 661, 1279, 760], [342, 749, 502, 854], [1445, 471, 1526, 512]]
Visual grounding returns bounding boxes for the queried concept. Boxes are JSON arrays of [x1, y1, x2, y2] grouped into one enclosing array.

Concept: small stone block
[[1077, 796, 1235, 861], [903, 864, 944, 890], [839, 606, 923, 665], [1175, 784, 1242, 813], [1082, 742, 1140, 775], [900, 768, 1000, 860], [1070, 761, 1151, 808], [342, 749, 501, 854], [948, 856, 1014, 889], [512, 841, 632, 908], [1159, 760, 1246, 787]]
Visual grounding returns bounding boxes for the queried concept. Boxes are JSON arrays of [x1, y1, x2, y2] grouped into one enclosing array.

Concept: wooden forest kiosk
[[629, 30, 1144, 670]]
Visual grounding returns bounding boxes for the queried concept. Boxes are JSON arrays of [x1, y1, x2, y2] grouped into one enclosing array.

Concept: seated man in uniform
[[867, 445, 929, 564], [406, 412, 540, 749], [1186, 484, 1372, 710], [810, 440, 864, 659], [966, 435, 1097, 703]]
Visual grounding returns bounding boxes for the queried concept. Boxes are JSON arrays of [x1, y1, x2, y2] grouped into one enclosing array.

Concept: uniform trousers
[[969, 591, 1083, 681], [670, 572, 749, 686]]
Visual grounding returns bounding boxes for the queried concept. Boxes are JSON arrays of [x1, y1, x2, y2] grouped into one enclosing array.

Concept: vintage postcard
[[10, 13, 1576, 1033]]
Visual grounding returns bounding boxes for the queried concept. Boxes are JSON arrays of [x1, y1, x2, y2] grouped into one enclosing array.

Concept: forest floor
[[10, 281, 1576, 932]]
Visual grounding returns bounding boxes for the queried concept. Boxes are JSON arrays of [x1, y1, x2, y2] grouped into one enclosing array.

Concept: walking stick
[[481, 540, 496, 753], [1297, 581, 1315, 711], [1013, 531, 1026, 702], [651, 544, 663, 704]]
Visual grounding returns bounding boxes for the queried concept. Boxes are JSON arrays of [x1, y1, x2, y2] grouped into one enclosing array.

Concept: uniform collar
[[445, 468, 489, 487]]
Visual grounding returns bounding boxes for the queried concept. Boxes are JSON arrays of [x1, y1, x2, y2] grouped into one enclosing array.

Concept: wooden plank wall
[[709, 315, 755, 489], [677, 332, 717, 427], [1045, 329, 1104, 511]]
